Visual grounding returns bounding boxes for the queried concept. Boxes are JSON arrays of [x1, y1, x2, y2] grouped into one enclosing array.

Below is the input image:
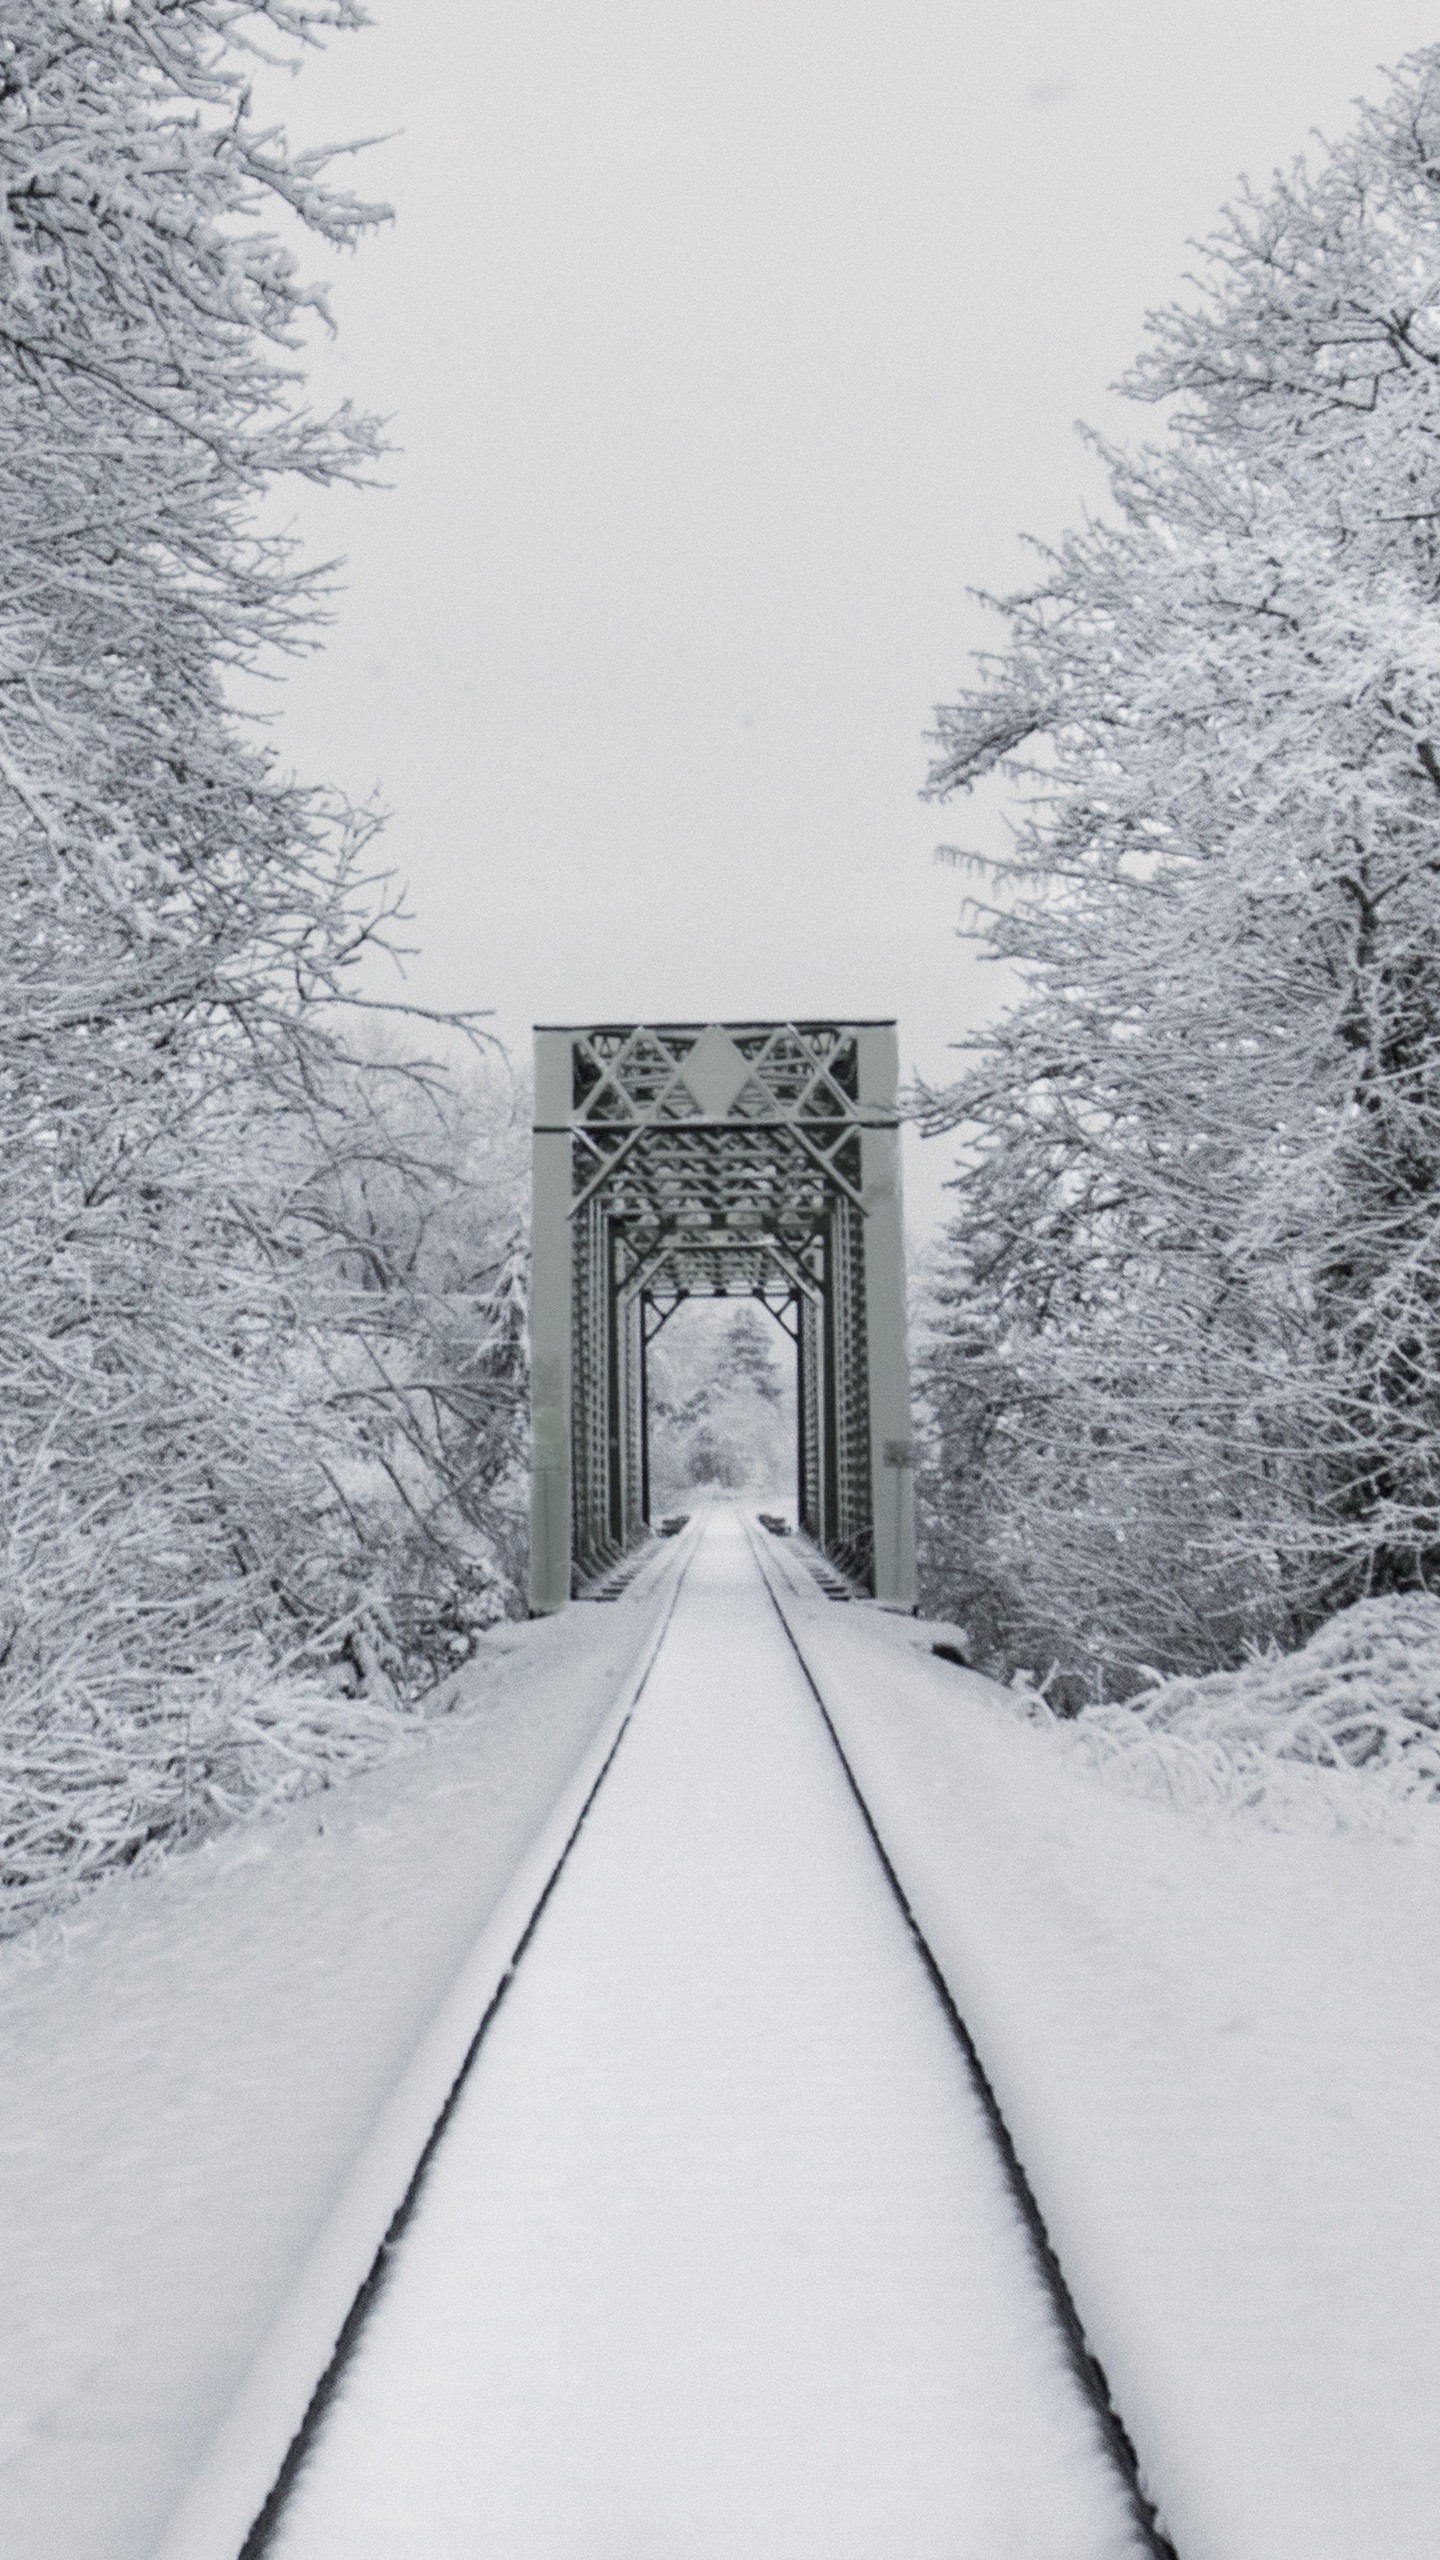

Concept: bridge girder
[[529, 1020, 916, 1611]]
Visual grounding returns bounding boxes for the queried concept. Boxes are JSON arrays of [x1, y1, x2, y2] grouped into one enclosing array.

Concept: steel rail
[[741, 1513, 1182, 2560], [234, 1532, 700, 2560], [234, 1512, 1178, 2559]]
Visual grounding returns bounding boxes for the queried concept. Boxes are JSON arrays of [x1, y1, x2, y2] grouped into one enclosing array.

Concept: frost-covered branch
[[921, 45, 1440, 1695], [0, 5, 530, 1931]]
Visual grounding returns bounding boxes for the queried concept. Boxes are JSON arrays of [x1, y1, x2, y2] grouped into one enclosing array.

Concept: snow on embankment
[[0, 1663, 447, 1941], [771, 1564, 1440, 2560], [0, 1558, 680, 2560], [1059, 1593, 1440, 1835]]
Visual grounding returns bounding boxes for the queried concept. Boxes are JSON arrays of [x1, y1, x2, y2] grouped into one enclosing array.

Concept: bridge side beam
[[529, 1030, 574, 1613], [856, 1024, 917, 1609]]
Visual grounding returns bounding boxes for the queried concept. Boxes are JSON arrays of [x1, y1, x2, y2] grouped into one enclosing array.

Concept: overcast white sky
[[265, 2, 1440, 1237]]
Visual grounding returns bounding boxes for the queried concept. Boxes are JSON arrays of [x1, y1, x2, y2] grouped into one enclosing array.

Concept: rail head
[[740, 1512, 1180, 2560], [154, 1525, 702, 2560]]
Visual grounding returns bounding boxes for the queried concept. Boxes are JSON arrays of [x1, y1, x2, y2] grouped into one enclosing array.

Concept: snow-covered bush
[[921, 47, 1440, 1695], [1049, 1596, 1440, 1837]]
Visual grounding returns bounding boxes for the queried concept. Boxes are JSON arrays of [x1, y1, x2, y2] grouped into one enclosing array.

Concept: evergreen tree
[[648, 1302, 791, 1496]]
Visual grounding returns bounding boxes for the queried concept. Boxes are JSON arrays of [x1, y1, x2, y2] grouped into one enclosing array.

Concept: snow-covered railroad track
[[741, 1518, 1177, 2560], [227, 1509, 1173, 2560]]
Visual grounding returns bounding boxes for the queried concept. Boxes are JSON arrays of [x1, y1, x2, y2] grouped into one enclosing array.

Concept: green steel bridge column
[[529, 1030, 574, 1614], [857, 1024, 918, 1610]]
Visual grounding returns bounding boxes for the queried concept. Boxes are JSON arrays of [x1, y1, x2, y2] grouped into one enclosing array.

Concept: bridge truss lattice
[[530, 1020, 916, 1611]]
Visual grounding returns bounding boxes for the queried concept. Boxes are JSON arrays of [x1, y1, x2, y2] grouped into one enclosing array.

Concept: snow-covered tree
[[648, 1302, 793, 1500], [921, 46, 1440, 1696], [0, 5, 529, 1917]]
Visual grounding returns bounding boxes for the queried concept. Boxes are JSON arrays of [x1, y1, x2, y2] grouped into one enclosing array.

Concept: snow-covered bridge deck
[[253, 1510, 1152, 2557]]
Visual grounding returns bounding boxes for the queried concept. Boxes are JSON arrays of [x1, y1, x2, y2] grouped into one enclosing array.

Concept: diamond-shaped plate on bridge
[[679, 1026, 752, 1118]]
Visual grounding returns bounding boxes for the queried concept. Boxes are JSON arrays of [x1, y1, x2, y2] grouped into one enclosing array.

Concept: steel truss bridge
[[529, 1019, 917, 1610]]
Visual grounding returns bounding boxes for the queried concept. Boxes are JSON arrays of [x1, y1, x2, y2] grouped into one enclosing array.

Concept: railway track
[[182, 1509, 1176, 2560], [741, 1517, 1177, 2560]]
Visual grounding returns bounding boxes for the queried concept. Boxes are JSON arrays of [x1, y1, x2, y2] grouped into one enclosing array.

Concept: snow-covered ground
[[0, 1560, 681, 2560], [4, 1504, 1437, 2559], [760, 1541, 1440, 2560], [262, 1508, 1144, 2560]]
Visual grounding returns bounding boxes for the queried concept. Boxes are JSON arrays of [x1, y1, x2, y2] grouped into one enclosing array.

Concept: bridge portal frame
[[529, 1019, 916, 1613]]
